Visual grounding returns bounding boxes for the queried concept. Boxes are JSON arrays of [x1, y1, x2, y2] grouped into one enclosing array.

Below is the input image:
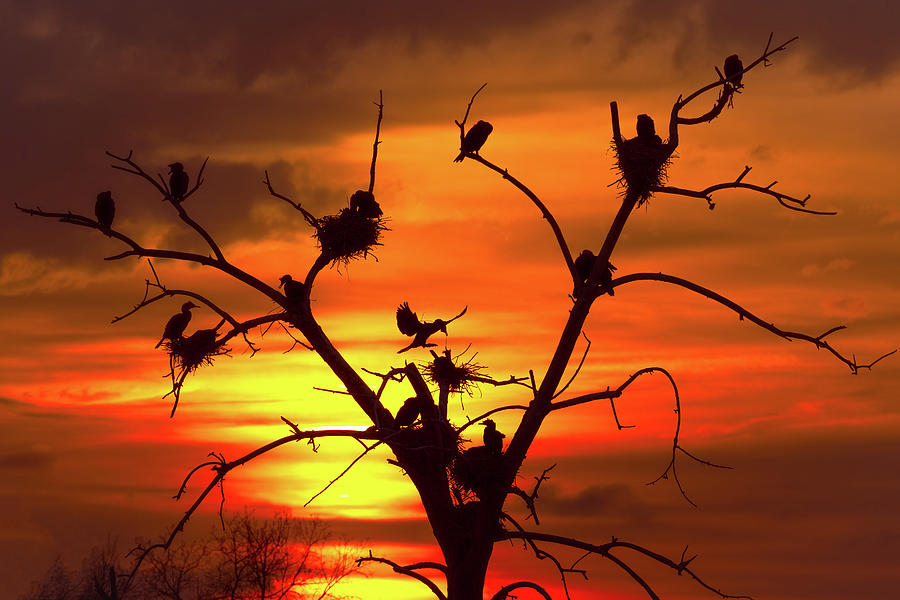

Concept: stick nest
[[166, 333, 230, 375], [449, 445, 504, 500], [612, 137, 673, 206], [315, 208, 388, 267], [423, 353, 486, 395]]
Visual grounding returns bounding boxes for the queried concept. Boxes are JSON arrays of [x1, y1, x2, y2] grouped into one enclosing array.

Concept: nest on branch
[[612, 136, 673, 206], [449, 445, 504, 501], [166, 331, 229, 375], [314, 208, 388, 267], [423, 352, 486, 395]]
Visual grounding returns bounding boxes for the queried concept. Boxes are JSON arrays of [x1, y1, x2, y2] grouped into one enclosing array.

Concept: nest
[[314, 208, 388, 267], [423, 353, 486, 395], [166, 332, 229, 375], [612, 136, 673, 206], [449, 445, 504, 500]]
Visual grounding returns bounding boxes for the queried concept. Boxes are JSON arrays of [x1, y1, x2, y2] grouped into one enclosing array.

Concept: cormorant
[[279, 274, 306, 305], [724, 54, 744, 89], [94, 191, 115, 231], [574, 249, 596, 283], [635, 114, 662, 145], [394, 397, 420, 427], [395, 302, 467, 353], [349, 190, 383, 219], [453, 120, 493, 162], [482, 419, 505, 456], [168, 162, 189, 202], [573, 249, 616, 295], [155, 301, 198, 348], [186, 327, 217, 347]]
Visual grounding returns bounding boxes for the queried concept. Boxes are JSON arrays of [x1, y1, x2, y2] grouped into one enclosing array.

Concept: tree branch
[[490, 581, 554, 600], [498, 531, 751, 600], [357, 552, 447, 600], [454, 86, 576, 284], [651, 165, 833, 215], [369, 90, 384, 193], [264, 169, 321, 229], [605, 272, 896, 373]]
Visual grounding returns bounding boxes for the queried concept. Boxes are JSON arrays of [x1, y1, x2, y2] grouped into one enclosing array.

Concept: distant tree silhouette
[[20, 511, 355, 600], [17, 36, 895, 600]]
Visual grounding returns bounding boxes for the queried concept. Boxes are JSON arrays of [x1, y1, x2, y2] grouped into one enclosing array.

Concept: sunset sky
[[2, 1, 900, 599]]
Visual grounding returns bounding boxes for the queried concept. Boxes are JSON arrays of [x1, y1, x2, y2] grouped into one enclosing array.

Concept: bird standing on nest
[[635, 114, 662, 145], [454, 120, 493, 162], [482, 419, 505, 456], [394, 397, 420, 428], [279, 275, 306, 305], [94, 191, 115, 232], [168, 162, 189, 202], [395, 302, 467, 353], [349, 190, 383, 219], [724, 54, 744, 90], [155, 301, 198, 348]]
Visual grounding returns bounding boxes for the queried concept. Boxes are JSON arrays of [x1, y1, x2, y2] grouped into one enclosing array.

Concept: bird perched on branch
[[94, 191, 115, 232], [394, 397, 421, 428], [454, 120, 493, 162], [724, 54, 744, 89], [482, 419, 505, 456], [396, 302, 467, 353], [349, 190, 383, 219], [155, 301, 198, 348], [635, 114, 662, 145], [573, 250, 617, 295], [168, 162, 189, 202], [279, 275, 306, 305]]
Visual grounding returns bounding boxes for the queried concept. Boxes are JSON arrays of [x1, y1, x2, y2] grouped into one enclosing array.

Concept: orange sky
[[2, 2, 900, 599]]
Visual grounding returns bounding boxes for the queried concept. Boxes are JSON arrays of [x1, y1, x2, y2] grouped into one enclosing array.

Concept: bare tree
[[16, 36, 893, 600], [20, 512, 355, 600]]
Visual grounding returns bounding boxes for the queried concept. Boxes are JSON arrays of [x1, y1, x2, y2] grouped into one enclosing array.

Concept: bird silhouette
[[635, 114, 662, 145], [279, 274, 306, 305], [94, 191, 115, 232], [724, 54, 744, 89], [396, 302, 467, 353], [454, 120, 493, 162], [155, 301, 198, 348], [168, 162, 189, 202], [394, 397, 420, 427], [574, 249, 596, 283], [349, 190, 383, 219], [482, 419, 505, 456], [573, 250, 616, 295], [185, 327, 218, 347]]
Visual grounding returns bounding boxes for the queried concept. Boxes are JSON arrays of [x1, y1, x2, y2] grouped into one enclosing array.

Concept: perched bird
[[453, 120, 493, 162], [573, 250, 616, 295], [168, 162, 189, 202], [279, 274, 306, 305], [94, 191, 115, 231], [482, 419, 505, 456], [396, 302, 467, 353], [349, 190, 383, 219], [394, 397, 420, 427], [723, 54, 744, 89], [574, 249, 596, 283], [635, 114, 662, 145], [599, 261, 617, 296], [155, 301, 198, 348]]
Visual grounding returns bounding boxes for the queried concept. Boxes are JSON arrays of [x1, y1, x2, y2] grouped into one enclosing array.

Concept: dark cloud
[[0, 446, 54, 470], [539, 482, 651, 521], [618, 0, 900, 83]]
